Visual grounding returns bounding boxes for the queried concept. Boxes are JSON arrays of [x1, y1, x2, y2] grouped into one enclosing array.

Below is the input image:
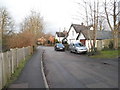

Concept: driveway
[[42, 46, 118, 88]]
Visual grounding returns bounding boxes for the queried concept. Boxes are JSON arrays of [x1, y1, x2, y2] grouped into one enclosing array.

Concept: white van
[[69, 42, 87, 54]]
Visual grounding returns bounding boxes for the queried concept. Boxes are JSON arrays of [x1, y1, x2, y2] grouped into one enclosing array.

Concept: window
[[72, 31, 74, 36], [75, 43, 84, 47]]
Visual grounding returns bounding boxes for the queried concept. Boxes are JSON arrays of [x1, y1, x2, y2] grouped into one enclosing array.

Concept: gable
[[67, 27, 78, 38], [67, 24, 89, 38], [78, 33, 85, 40]]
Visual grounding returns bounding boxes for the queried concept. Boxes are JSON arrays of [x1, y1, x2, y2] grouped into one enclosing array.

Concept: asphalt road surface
[[10, 47, 45, 88], [42, 46, 118, 88]]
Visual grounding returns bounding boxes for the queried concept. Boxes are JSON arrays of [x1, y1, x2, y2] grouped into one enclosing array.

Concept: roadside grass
[[90, 50, 119, 59], [3, 55, 32, 89]]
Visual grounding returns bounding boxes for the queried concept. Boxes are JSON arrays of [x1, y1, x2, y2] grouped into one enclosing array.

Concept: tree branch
[[104, 0, 113, 31]]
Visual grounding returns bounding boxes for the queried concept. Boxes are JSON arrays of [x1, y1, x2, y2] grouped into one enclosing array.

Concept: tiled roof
[[56, 32, 65, 37], [72, 24, 89, 33], [69, 24, 113, 40], [77, 30, 112, 40]]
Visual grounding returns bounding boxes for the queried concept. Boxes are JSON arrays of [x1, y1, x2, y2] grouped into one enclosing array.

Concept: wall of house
[[102, 39, 112, 48], [77, 33, 103, 50], [85, 40, 99, 50], [78, 33, 85, 40], [67, 27, 79, 44], [86, 39, 113, 51]]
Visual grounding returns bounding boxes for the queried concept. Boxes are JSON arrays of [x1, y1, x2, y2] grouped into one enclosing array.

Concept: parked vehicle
[[54, 43, 65, 51], [69, 42, 87, 54]]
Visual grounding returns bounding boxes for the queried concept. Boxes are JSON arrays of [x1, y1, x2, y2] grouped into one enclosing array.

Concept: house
[[55, 31, 67, 43], [48, 36, 55, 44], [66, 24, 113, 50], [37, 37, 46, 45], [77, 29, 112, 50], [66, 23, 89, 44]]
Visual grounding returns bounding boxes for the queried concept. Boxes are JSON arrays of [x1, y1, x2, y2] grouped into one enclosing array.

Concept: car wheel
[[83, 52, 87, 54], [75, 50, 78, 54]]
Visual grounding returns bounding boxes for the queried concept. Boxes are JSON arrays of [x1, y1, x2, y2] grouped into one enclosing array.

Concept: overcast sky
[[0, 0, 114, 34], [0, 0, 79, 34]]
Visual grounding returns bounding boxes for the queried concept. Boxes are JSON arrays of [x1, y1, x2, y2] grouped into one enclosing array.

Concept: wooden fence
[[0, 46, 33, 89]]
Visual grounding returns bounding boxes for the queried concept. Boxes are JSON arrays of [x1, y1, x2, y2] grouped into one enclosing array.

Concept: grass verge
[[3, 55, 32, 89], [90, 50, 119, 59]]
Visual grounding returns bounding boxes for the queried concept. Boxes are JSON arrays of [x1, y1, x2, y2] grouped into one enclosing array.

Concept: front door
[[80, 40, 86, 45]]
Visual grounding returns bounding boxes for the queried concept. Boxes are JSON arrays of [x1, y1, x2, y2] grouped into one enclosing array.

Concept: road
[[42, 46, 118, 88]]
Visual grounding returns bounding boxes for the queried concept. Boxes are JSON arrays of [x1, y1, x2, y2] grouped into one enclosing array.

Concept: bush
[[102, 40, 114, 51], [108, 40, 114, 49], [63, 44, 69, 50], [55, 39, 59, 43]]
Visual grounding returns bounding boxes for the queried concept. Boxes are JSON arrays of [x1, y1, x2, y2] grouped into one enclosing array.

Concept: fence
[[0, 46, 33, 90]]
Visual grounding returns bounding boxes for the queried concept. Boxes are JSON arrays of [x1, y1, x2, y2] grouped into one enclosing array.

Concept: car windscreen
[[57, 44, 64, 47], [74, 43, 84, 47]]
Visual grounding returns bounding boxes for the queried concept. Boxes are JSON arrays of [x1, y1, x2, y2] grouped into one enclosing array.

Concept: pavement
[[9, 47, 45, 88], [42, 46, 118, 88]]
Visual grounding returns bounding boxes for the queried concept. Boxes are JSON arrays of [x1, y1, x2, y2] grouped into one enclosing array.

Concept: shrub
[[55, 39, 59, 43], [63, 44, 69, 50], [108, 40, 114, 49]]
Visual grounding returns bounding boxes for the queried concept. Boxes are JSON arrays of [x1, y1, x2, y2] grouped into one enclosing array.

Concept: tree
[[104, 0, 119, 49], [21, 11, 44, 45], [77, 0, 100, 53], [0, 7, 15, 51], [0, 7, 14, 35], [0, 8, 44, 51]]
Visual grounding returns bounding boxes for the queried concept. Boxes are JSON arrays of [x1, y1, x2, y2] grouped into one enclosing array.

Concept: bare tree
[[0, 7, 14, 36], [77, 0, 100, 53], [21, 11, 43, 39], [104, 0, 119, 49], [0, 7, 15, 51]]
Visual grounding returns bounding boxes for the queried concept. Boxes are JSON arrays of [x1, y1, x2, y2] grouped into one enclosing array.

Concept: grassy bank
[[90, 50, 119, 59], [3, 55, 32, 89]]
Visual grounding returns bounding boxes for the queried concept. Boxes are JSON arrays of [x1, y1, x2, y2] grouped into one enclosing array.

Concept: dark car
[[54, 43, 65, 51]]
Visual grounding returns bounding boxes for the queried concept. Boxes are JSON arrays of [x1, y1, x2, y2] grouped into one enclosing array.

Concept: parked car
[[54, 43, 65, 51], [69, 42, 87, 54]]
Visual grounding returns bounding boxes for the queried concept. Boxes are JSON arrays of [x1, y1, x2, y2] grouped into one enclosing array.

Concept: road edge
[[41, 51, 49, 89]]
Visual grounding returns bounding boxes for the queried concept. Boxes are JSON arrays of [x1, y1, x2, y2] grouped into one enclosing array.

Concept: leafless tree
[[104, 0, 119, 49], [0, 7, 15, 51], [0, 7, 14, 36], [21, 11, 43, 38], [77, 0, 100, 52]]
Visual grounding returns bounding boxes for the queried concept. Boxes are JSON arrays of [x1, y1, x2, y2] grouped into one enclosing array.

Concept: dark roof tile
[[56, 32, 65, 37], [79, 30, 112, 40]]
